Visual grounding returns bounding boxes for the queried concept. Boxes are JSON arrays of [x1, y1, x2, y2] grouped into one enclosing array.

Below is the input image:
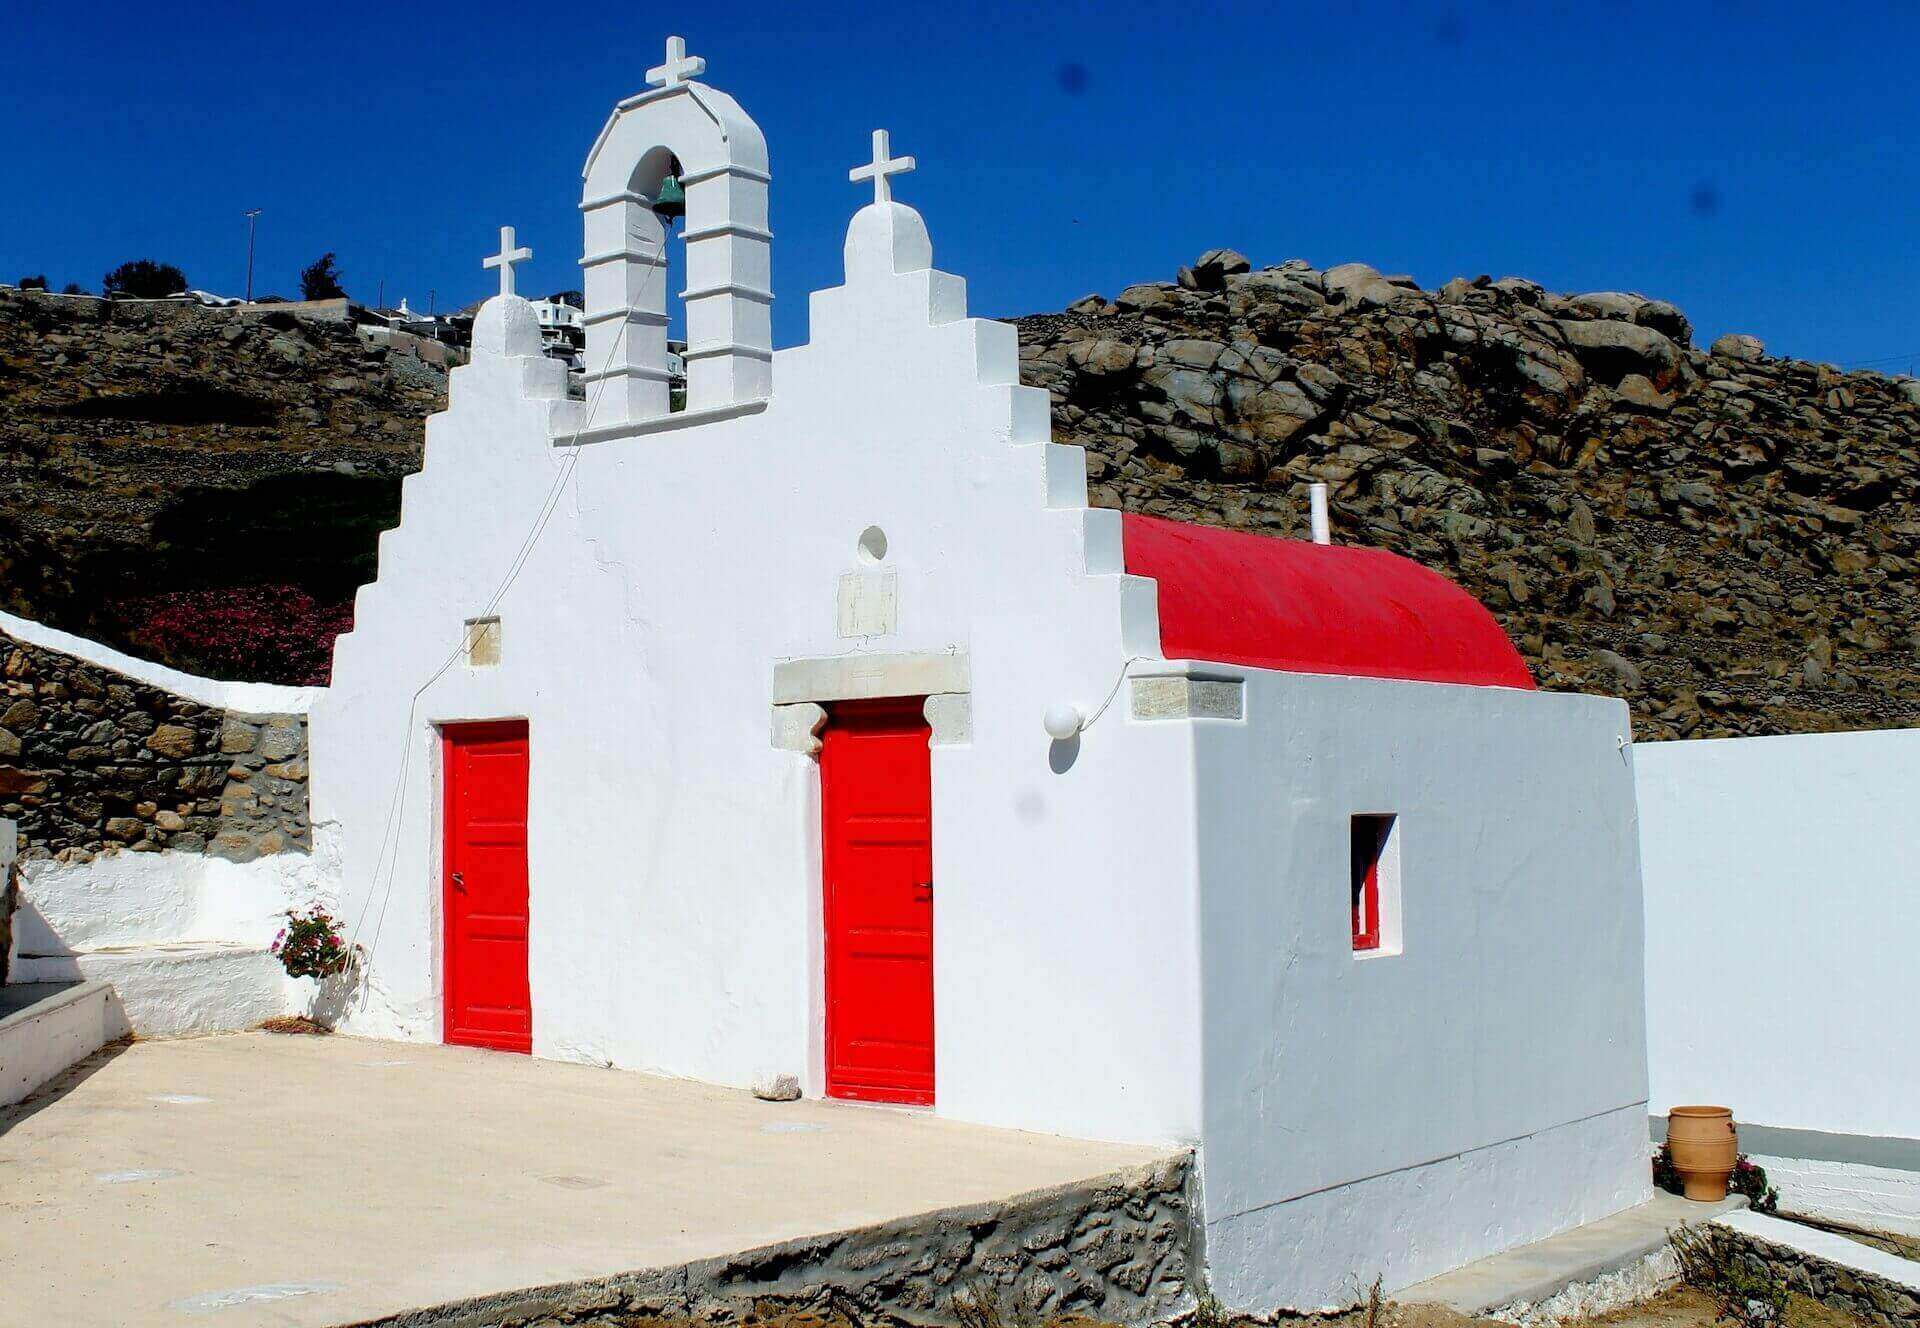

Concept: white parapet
[[1, 980, 125, 1106]]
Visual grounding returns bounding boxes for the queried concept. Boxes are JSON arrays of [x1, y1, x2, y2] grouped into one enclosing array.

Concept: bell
[[652, 174, 686, 222]]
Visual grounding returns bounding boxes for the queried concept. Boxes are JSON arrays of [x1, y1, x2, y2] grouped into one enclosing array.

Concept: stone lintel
[[1129, 675, 1245, 722], [771, 652, 968, 706]]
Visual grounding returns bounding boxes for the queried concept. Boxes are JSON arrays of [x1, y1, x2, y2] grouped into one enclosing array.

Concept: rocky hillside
[[4, 266, 1919, 740], [1025, 252, 1920, 739], [0, 289, 440, 674]]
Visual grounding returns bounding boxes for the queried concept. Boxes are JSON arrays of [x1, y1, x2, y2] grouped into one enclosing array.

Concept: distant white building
[[526, 295, 585, 365]]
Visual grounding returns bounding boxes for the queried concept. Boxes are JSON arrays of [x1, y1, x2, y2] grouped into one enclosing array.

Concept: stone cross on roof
[[850, 129, 915, 206], [647, 35, 706, 89], [482, 226, 532, 298]]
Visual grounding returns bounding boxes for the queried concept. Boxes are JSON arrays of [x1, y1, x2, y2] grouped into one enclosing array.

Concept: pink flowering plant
[[272, 907, 355, 980]]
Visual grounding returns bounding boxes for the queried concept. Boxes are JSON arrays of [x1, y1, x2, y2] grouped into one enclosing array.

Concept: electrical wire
[[339, 215, 674, 997]]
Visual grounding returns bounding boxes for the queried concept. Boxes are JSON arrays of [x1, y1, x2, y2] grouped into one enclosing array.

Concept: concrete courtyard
[[0, 1032, 1172, 1327]]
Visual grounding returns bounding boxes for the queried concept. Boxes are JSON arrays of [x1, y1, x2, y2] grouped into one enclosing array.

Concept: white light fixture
[[1043, 703, 1085, 741]]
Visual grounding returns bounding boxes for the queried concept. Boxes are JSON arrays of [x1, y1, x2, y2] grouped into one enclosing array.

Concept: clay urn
[[1667, 1105, 1738, 1201]]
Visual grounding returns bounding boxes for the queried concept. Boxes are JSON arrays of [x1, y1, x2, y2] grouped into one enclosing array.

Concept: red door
[[442, 720, 531, 1053], [821, 699, 934, 1105]]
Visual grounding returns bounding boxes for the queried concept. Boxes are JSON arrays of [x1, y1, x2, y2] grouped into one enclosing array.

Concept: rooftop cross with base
[[850, 129, 915, 205], [482, 226, 532, 298], [647, 35, 706, 88]]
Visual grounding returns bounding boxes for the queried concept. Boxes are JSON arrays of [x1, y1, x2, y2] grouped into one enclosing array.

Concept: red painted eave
[[1120, 512, 1535, 690]]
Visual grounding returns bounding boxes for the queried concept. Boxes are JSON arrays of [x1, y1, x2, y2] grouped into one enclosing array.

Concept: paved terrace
[[1, 1033, 1173, 1327]]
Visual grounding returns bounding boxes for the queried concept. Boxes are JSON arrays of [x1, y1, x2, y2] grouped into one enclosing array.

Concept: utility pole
[[377, 277, 385, 310], [243, 208, 262, 303], [428, 288, 436, 316]]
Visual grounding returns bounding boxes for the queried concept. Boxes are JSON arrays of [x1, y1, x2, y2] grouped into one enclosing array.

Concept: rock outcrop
[[1020, 259, 1920, 740], [0, 288, 440, 662], [4, 265, 1918, 741]]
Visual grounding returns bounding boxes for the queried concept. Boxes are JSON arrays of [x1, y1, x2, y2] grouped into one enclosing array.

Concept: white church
[[310, 40, 1652, 1308]]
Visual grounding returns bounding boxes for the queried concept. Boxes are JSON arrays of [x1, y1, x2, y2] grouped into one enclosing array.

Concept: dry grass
[[255, 1015, 330, 1035], [1578, 1283, 1875, 1328]]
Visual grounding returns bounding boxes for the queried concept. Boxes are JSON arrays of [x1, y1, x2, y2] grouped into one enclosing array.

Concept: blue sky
[[5, 1, 1917, 370]]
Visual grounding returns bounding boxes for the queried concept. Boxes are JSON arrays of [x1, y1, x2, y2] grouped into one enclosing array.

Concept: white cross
[[850, 129, 915, 205], [647, 35, 706, 88], [482, 225, 532, 298]]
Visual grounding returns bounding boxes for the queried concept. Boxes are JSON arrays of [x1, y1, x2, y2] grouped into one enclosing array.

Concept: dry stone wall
[[0, 629, 309, 862], [1713, 1219, 1920, 1327], [361, 1155, 1194, 1328], [1, 815, 16, 984]]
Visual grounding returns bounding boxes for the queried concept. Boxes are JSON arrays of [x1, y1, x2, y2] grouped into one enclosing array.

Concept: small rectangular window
[[1350, 814, 1398, 954]]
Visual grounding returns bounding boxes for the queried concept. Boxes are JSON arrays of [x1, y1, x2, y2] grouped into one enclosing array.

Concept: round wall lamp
[[1042, 703, 1086, 741]]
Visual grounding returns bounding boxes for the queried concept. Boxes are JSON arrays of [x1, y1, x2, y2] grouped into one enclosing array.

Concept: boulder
[[1066, 339, 1137, 375], [1711, 333, 1766, 362], [1115, 283, 1183, 313], [1637, 299, 1692, 346], [1324, 262, 1409, 309], [1570, 291, 1646, 322], [1555, 318, 1681, 377]]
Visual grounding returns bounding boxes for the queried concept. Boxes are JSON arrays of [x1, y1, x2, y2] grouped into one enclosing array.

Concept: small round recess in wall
[[857, 525, 889, 564]]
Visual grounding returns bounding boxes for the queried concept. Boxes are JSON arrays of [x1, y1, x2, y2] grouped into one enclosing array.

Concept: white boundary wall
[[0, 607, 319, 714], [1637, 729, 1920, 1232], [0, 615, 322, 1035]]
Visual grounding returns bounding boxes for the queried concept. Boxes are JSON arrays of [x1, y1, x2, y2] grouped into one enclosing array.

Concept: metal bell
[[652, 174, 686, 221]]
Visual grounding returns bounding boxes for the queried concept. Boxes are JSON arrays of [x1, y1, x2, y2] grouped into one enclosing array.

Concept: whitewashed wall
[[1638, 729, 1920, 1232], [313, 201, 1205, 1148], [1193, 671, 1651, 1307]]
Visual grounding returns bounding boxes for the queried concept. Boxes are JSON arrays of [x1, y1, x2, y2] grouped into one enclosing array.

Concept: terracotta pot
[[1668, 1105, 1738, 1201]]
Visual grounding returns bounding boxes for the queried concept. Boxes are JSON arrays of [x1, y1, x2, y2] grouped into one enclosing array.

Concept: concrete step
[[1, 980, 124, 1106], [1400, 1190, 1749, 1317], [9, 944, 291, 1039]]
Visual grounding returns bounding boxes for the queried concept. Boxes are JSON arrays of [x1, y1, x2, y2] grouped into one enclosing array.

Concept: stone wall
[[359, 1155, 1194, 1328], [1, 815, 15, 984], [0, 629, 309, 863], [1713, 1216, 1920, 1327]]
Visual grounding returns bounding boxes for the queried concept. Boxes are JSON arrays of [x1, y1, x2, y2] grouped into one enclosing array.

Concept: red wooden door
[[821, 699, 934, 1105], [442, 720, 532, 1053]]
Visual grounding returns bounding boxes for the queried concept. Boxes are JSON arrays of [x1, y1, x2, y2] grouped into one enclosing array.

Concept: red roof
[[1121, 513, 1534, 689]]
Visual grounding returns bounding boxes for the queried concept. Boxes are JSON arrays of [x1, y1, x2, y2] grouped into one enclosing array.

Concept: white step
[[0, 980, 124, 1107], [9, 943, 293, 1038]]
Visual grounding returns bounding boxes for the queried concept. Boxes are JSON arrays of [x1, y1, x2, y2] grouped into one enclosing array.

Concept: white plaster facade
[[307, 50, 1651, 1309], [1638, 729, 1920, 1234]]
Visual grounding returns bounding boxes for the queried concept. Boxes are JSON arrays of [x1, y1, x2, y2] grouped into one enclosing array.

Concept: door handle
[[451, 871, 466, 891], [912, 881, 933, 897]]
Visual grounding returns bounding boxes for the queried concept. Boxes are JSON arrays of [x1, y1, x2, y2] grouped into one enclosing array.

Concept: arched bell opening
[[626, 147, 690, 411], [579, 64, 772, 430]]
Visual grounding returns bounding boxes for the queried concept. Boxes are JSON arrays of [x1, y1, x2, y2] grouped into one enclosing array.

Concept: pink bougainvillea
[[272, 907, 355, 980], [118, 585, 353, 685]]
